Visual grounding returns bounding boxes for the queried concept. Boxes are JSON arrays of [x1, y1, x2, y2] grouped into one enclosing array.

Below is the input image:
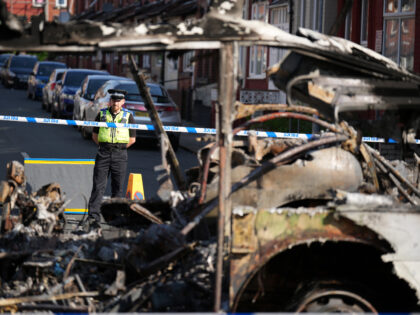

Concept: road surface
[[0, 84, 199, 200]]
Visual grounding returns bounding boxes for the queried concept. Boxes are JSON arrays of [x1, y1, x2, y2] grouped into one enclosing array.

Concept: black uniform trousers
[[88, 145, 128, 221]]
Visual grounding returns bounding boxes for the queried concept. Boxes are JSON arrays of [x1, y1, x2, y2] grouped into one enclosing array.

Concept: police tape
[[0, 114, 418, 144]]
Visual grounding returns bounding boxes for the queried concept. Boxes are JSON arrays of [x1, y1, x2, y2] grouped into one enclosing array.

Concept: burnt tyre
[[288, 280, 378, 313]]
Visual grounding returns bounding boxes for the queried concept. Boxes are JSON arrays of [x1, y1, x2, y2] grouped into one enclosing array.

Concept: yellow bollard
[[125, 173, 145, 200]]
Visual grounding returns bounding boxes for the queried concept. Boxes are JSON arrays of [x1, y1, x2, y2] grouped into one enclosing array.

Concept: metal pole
[[128, 54, 186, 190], [214, 41, 236, 312], [44, 0, 49, 22]]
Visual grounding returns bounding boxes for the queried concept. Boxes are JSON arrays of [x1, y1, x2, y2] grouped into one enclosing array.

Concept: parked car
[[27, 61, 66, 100], [52, 69, 108, 118], [0, 53, 12, 85], [73, 74, 126, 123], [82, 79, 182, 149], [42, 68, 66, 111], [3, 55, 37, 89]]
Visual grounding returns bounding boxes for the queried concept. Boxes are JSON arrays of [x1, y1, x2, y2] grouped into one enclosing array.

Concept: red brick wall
[[6, 0, 73, 22], [244, 78, 268, 90], [336, 0, 345, 38], [367, 0, 383, 53], [6, 1, 42, 22], [351, 0, 361, 43], [414, 1, 420, 73]]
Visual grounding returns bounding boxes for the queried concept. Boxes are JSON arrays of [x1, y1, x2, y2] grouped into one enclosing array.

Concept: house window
[[269, 4, 289, 95], [239, 0, 249, 86], [142, 54, 150, 68], [360, 0, 368, 46], [32, 0, 45, 7], [183, 51, 194, 72], [383, 0, 415, 70], [271, 5, 289, 30], [269, 5, 288, 68], [249, 1, 268, 78], [56, 0, 67, 7]]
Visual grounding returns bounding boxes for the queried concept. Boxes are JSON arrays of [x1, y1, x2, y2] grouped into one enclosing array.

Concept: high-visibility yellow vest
[[98, 108, 130, 143]]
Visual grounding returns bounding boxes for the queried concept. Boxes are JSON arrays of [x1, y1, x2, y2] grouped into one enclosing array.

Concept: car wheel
[[287, 280, 379, 313]]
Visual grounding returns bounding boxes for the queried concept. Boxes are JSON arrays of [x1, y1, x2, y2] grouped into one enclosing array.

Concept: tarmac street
[[0, 84, 200, 200]]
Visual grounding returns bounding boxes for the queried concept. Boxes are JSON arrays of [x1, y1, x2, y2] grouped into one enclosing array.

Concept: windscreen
[[0, 55, 9, 66], [115, 83, 170, 103], [64, 72, 92, 87], [56, 72, 64, 81], [86, 79, 113, 99], [10, 57, 37, 69], [38, 64, 66, 76]]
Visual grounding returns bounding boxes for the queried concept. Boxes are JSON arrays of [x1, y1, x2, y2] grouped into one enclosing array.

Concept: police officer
[[87, 89, 136, 229]]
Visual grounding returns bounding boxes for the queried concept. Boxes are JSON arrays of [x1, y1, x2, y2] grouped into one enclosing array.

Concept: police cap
[[109, 89, 127, 100]]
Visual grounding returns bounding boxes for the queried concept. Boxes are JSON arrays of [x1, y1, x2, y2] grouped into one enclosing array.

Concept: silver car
[[82, 79, 182, 149], [42, 68, 66, 111], [73, 74, 125, 123]]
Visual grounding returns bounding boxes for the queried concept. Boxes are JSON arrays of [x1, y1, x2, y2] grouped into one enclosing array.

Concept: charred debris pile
[[0, 106, 420, 312]]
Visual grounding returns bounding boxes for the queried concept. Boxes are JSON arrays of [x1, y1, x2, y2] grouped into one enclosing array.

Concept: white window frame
[[360, 0, 368, 46], [32, 0, 45, 7], [383, 0, 415, 70], [182, 51, 194, 72], [269, 4, 289, 91], [55, 0, 67, 8], [239, 0, 249, 87], [248, 1, 268, 79], [142, 53, 150, 68]]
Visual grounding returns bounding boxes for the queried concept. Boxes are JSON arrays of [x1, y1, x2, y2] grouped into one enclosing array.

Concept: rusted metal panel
[[230, 207, 389, 309]]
